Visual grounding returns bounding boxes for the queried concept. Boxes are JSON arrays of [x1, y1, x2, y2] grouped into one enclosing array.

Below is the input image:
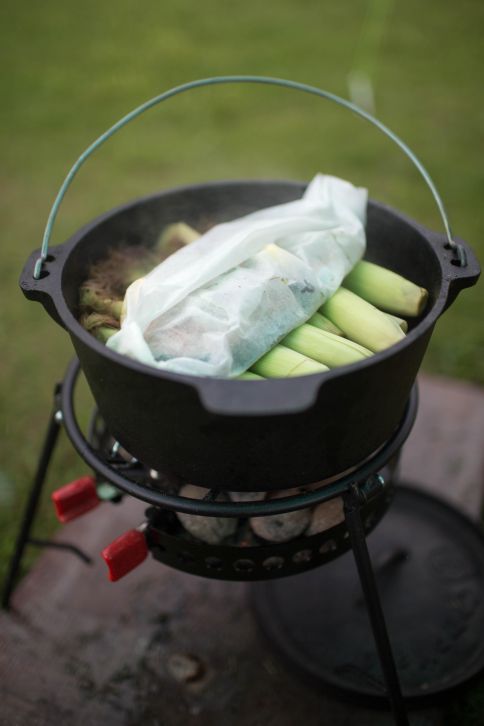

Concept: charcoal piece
[[306, 496, 345, 536], [176, 484, 237, 544], [250, 489, 310, 543], [229, 491, 267, 502]]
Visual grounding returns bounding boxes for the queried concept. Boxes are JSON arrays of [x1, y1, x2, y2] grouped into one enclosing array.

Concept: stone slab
[[399, 374, 484, 519]]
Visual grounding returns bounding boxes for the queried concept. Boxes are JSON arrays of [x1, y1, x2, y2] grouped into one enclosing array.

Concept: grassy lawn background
[[1, 1, 483, 721]]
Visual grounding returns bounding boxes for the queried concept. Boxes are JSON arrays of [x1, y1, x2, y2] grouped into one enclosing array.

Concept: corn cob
[[156, 222, 201, 257], [386, 313, 408, 333], [95, 327, 118, 343], [79, 287, 123, 320], [307, 312, 344, 336], [80, 313, 119, 343], [237, 371, 265, 380], [343, 260, 428, 316], [283, 324, 372, 368], [250, 345, 328, 378], [320, 287, 406, 352]]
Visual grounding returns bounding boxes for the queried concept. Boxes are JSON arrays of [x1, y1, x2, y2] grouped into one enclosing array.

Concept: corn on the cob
[[80, 313, 119, 343], [156, 222, 200, 257], [307, 312, 344, 336], [386, 313, 408, 333], [251, 345, 328, 378], [79, 287, 123, 320], [95, 327, 118, 343], [320, 287, 406, 352], [283, 324, 372, 368], [343, 260, 428, 316]]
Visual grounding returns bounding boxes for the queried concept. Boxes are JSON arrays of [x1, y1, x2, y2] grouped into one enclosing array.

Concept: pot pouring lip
[[20, 180, 479, 417]]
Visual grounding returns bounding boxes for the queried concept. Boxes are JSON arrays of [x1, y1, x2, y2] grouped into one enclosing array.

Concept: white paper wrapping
[[107, 174, 367, 376]]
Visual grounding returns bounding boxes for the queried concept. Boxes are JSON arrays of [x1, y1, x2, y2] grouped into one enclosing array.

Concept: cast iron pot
[[19, 78, 480, 490], [20, 179, 479, 490]]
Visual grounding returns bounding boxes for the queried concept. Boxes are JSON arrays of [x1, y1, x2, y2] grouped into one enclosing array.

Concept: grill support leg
[[344, 483, 408, 726], [1, 385, 62, 610]]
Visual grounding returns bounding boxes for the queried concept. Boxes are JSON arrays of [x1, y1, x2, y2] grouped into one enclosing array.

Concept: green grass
[[1, 1, 483, 720]]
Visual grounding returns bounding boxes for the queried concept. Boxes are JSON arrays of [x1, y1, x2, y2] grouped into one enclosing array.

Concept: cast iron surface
[[252, 485, 484, 705], [62, 358, 417, 518], [20, 181, 480, 489]]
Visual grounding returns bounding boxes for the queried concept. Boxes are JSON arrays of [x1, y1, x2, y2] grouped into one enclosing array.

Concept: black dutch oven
[[19, 78, 480, 491]]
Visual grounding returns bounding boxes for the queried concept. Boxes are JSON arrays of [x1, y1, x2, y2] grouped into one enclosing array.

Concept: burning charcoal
[[176, 484, 237, 544], [229, 491, 266, 502], [306, 496, 345, 536], [250, 489, 310, 543]]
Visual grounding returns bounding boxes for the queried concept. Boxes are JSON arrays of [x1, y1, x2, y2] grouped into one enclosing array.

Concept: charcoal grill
[[4, 359, 484, 726], [6, 77, 484, 726]]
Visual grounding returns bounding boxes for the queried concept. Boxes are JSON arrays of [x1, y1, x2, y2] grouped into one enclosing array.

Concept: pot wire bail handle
[[33, 75, 466, 280]]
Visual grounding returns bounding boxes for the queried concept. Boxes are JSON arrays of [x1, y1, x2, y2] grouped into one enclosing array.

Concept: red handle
[[101, 529, 148, 582], [51, 475, 99, 523]]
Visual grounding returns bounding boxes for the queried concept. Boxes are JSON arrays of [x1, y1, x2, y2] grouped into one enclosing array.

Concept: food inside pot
[[78, 176, 428, 378], [78, 219, 428, 377]]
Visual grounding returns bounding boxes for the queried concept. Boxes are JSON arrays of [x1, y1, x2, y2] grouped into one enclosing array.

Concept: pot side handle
[[19, 246, 66, 329], [440, 235, 480, 312]]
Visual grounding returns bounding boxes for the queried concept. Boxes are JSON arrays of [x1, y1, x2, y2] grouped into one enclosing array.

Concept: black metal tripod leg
[[344, 484, 409, 726], [1, 388, 62, 610]]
